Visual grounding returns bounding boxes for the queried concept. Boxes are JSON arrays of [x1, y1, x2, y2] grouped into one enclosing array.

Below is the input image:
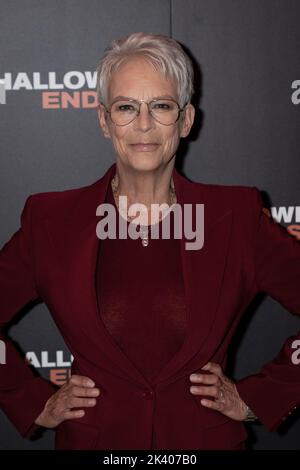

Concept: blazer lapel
[[152, 169, 233, 388], [44, 162, 233, 390]]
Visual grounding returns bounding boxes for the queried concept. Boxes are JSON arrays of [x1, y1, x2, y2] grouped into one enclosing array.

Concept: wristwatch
[[244, 405, 259, 422]]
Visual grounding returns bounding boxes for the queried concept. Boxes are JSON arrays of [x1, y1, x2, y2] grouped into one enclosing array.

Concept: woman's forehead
[[108, 59, 177, 101]]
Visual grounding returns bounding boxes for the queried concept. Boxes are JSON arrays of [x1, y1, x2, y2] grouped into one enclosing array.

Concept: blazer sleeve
[[0, 195, 59, 438], [235, 187, 300, 432]]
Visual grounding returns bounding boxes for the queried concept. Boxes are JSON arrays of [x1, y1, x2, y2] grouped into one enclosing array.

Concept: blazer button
[[142, 389, 154, 400]]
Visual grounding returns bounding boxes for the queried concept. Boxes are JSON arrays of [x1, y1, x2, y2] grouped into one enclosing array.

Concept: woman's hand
[[34, 375, 100, 428], [189, 362, 248, 421]]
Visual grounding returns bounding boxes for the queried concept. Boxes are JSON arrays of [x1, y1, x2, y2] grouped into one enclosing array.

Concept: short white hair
[[96, 31, 194, 109]]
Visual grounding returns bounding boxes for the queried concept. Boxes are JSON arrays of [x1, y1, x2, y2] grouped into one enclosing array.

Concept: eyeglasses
[[101, 98, 187, 126]]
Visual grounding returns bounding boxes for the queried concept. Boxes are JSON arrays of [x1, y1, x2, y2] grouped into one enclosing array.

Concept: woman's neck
[[112, 164, 176, 225]]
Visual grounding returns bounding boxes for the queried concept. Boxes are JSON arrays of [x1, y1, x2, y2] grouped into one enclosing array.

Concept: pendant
[[141, 229, 149, 247], [142, 238, 149, 247]]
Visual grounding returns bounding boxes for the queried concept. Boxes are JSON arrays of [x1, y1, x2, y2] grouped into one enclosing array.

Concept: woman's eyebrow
[[111, 94, 176, 101]]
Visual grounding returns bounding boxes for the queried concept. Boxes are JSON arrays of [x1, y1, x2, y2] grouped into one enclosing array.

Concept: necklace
[[111, 173, 177, 247]]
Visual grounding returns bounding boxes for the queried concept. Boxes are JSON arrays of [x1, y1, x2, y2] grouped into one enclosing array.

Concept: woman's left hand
[[189, 362, 248, 421]]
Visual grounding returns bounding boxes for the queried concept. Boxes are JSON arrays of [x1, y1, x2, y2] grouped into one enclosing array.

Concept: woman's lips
[[130, 143, 160, 151]]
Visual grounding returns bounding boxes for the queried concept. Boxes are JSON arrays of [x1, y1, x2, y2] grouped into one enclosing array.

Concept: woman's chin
[[125, 155, 163, 172]]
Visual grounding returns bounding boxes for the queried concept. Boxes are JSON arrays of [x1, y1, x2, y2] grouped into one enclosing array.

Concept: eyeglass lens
[[109, 99, 180, 125]]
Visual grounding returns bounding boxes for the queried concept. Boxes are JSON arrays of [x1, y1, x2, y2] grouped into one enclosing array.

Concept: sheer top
[[96, 178, 187, 383]]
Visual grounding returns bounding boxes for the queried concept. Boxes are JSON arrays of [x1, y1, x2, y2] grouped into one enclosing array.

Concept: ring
[[218, 389, 225, 400]]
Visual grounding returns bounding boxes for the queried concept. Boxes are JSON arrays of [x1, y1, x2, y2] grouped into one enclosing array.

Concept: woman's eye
[[118, 104, 135, 112], [153, 103, 171, 110]]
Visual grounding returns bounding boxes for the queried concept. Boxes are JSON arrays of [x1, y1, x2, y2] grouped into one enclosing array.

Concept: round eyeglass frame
[[100, 98, 188, 126]]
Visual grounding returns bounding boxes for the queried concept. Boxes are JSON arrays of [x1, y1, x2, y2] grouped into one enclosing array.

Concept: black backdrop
[[0, 0, 300, 449]]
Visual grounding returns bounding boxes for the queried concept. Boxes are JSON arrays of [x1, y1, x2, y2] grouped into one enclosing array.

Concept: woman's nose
[[134, 102, 154, 130]]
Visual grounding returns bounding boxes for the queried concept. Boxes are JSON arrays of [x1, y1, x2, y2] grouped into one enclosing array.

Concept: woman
[[1, 32, 300, 450]]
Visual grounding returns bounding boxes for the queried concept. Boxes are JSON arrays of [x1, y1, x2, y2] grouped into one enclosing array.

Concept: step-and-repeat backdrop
[[0, 0, 299, 449]]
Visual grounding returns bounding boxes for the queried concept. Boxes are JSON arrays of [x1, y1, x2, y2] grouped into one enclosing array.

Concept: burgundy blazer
[[1, 162, 300, 450]]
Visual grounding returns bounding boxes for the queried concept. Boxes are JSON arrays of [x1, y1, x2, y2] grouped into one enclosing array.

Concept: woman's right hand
[[34, 375, 100, 428]]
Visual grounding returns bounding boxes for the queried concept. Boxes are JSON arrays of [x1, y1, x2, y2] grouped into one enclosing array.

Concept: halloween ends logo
[[0, 71, 97, 108]]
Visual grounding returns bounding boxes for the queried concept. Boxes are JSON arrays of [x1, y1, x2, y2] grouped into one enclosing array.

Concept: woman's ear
[[97, 103, 111, 139], [179, 103, 195, 138]]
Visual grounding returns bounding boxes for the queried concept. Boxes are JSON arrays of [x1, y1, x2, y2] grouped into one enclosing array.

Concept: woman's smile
[[130, 143, 160, 151]]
